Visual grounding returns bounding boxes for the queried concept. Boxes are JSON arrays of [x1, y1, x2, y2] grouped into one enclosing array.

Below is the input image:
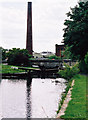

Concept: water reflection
[[26, 79, 32, 118], [1, 79, 27, 118], [0, 77, 66, 118]]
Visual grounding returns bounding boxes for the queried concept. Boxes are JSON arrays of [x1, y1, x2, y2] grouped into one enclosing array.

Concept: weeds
[[59, 63, 79, 81]]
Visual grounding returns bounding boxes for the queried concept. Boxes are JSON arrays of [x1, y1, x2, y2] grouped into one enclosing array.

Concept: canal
[[0, 78, 66, 118]]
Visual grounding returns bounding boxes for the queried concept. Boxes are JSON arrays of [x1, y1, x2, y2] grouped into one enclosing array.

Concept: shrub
[[84, 52, 88, 72], [48, 55, 61, 60], [0, 47, 8, 60], [7, 48, 32, 67], [59, 63, 79, 80], [85, 52, 88, 64], [79, 59, 88, 74]]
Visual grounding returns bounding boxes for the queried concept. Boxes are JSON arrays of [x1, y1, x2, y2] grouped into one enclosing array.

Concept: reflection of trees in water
[[26, 77, 32, 118]]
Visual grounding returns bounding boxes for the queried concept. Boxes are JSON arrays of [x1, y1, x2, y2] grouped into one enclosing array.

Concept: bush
[[7, 48, 32, 67], [78, 52, 88, 74], [0, 47, 8, 60], [79, 52, 88, 74], [59, 63, 79, 80], [85, 52, 88, 64], [48, 55, 61, 60], [84, 52, 88, 71]]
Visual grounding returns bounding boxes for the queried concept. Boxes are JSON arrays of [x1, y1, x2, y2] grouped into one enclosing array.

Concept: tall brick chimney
[[26, 2, 33, 55]]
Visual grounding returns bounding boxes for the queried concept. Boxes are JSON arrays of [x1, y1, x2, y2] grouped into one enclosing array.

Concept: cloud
[[0, 0, 78, 53], [0, 2, 27, 49], [32, 0, 77, 52], [0, 0, 25, 2]]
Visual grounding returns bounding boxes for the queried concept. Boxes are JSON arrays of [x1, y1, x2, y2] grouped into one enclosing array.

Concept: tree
[[85, 52, 88, 64], [79, 0, 88, 2], [63, 1, 88, 60], [84, 52, 88, 69], [7, 48, 32, 66], [63, 46, 72, 59], [0, 47, 8, 60]]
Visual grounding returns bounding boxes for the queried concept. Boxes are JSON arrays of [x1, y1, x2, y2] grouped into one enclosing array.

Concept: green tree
[[7, 48, 32, 66], [63, 1, 88, 60], [85, 52, 88, 64], [0, 47, 8, 60], [84, 52, 88, 69], [79, 0, 88, 2], [63, 46, 72, 59]]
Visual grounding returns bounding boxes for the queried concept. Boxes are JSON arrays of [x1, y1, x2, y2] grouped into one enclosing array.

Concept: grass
[[0, 64, 26, 73], [0, 64, 39, 74], [87, 75, 88, 118], [60, 74, 86, 119]]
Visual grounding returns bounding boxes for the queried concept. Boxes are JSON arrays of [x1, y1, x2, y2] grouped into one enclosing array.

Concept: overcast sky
[[0, 0, 78, 53]]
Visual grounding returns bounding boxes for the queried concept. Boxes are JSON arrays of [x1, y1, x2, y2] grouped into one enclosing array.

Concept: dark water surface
[[0, 78, 66, 118]]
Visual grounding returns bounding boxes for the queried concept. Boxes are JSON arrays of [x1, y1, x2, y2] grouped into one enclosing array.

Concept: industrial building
[[55, 44, 65, 57]]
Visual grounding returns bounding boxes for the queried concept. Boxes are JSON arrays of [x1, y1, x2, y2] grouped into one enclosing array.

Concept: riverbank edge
[[1, 72, 28, 79], [56, 74, 87, 119], [1, 64, 37, 79], [56, 77, 73, 116], [56, 79, 75, 118], [1, 64, 61, 79]]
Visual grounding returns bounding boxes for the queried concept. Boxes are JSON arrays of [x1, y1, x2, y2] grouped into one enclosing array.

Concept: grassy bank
[[1, 64, 25, 74], [1, 64, 39, 74], [60, 74, 86, 119]]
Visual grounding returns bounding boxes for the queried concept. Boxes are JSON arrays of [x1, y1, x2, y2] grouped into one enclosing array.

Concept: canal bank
[[56, 79, 75, 118], [1, 64, 60, 79], [57, 74, 86, 119]]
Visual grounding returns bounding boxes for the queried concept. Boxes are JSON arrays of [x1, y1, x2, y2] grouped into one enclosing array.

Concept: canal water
[[0, 78, 66, 118]]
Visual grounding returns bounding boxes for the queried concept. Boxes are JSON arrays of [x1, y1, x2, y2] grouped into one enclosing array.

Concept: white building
[[33, 52, 43, 58], [33, 51, 55, 58]]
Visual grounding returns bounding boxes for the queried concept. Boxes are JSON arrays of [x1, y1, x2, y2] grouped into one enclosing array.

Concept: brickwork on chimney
[[26, 2, 33, 55]]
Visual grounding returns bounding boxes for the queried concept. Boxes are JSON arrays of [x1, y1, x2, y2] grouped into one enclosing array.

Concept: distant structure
[[33, 51, 54, 59], [55, 44, 65, 57], [40, 51, 54, 58], [26, 2, 33, 55]]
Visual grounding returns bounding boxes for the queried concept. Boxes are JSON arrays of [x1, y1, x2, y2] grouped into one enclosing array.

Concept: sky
[[0, 0, 78, 53]]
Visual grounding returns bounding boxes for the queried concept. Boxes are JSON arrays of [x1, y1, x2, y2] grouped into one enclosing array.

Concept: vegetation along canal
[[0, 78, 66, 118]]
